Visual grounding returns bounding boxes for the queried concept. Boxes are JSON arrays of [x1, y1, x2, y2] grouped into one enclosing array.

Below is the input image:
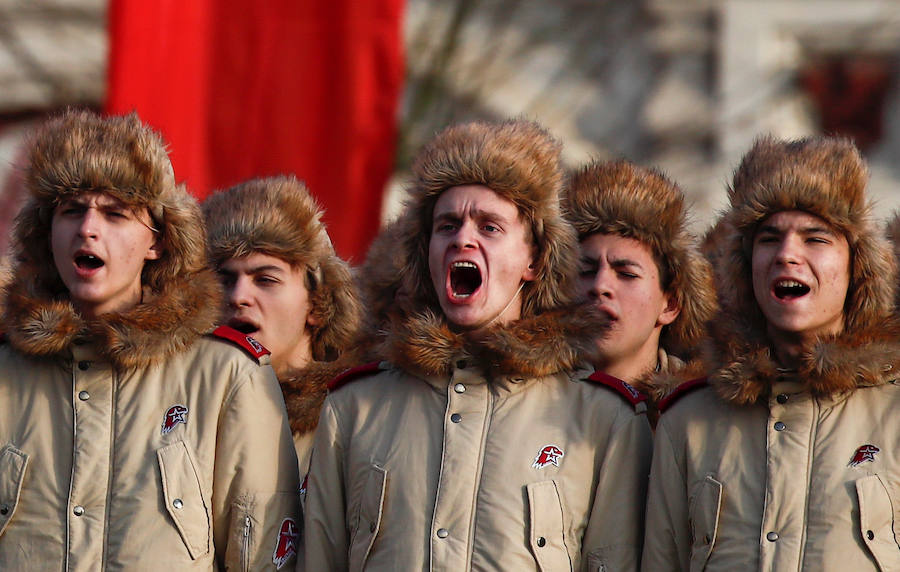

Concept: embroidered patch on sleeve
[[849, 444, 880, 467], [532, 445, 564, 469], [161, 404, 188, 434], [273, 518, 298, 569]]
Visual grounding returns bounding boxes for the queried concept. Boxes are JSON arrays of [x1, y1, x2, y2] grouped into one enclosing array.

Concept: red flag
[[106, 0, 404, 261]]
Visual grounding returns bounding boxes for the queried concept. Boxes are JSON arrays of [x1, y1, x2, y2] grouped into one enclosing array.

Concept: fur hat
[[564, 159, 716, 353], [203, 175, 360, 360], [14, 109, 208, 295], [400, 118, 577, 318], [717, 135, 895, 335]]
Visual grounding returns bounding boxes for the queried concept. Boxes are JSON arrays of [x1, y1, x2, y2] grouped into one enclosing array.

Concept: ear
[[306, 310, 320, 328], [656, 291, 680, 327], [145, 238, 163, 261]]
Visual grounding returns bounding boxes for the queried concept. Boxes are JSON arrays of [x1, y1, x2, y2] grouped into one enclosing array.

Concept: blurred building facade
[[1, 0, 900, 256]]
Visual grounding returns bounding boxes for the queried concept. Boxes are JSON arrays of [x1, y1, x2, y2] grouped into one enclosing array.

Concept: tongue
[[451, 266, 482, 296]]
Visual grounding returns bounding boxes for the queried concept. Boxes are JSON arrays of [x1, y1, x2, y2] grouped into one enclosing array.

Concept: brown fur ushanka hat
[[564, 160, 716, 353], [203, 175, 360, 360], [401, 118, 577, 318], [717, 135, 896, 334], [14, 109, 208, 294]]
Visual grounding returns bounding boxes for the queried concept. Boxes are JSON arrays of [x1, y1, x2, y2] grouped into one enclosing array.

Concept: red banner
[[106, 0, 404, 261]]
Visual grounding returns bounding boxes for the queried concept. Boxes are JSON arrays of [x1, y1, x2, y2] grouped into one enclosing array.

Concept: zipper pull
[[244, 515, 251, 537]]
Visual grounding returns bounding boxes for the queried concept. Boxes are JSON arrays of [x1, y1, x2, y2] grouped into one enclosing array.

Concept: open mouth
[[449, 261, 482, 299], [773, 279, 810, 300], [75, 253, 104, 270], [227, 318, 259, 335]]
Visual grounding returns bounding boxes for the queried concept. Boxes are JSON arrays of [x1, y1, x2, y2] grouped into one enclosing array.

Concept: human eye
[[255, 274, 280, 286], [618, 270, 640, 279], [435, 221, 457, 233], [58, 203, 85, 216], [481, 223, 501, 233]]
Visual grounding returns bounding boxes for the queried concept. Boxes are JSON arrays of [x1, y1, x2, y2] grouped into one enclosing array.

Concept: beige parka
[[301, 309, 652, 572]]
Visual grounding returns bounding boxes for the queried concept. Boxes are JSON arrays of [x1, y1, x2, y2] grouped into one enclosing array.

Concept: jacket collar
[[2, 268, 222, 371], [279, 358, 355, 435], [705, 314, 900, 405], [378, 304, 606, 380]]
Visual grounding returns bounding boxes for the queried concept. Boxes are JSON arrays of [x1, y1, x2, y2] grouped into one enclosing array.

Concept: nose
[[774, 234, 802, 265], [451, 220, 477, 250], [586, 267, 613, 300], [77, 207, 100, 239], [227, 276, 253, 308]]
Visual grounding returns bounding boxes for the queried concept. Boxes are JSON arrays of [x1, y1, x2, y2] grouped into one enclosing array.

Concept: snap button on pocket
[[766, 531, 779, 541], [77, 361, 90, 371], [436, 528, 449, 538], [450, 413, 461, 423], [867, 530, 875, 540], [78, 390, 90, 401], [73, 505, 85, 516], [173, 498, 184, 509], [537, 537, 546, 547], [454, 383, 466, 393], [774, 421, 786, 431]]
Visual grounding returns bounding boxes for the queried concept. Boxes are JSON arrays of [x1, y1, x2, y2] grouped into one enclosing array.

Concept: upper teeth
[[776, 280, 804, 288], [452, 261, 477, 269]]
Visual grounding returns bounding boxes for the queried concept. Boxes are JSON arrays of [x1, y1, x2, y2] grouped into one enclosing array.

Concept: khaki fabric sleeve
[[581, 407, 653, 572], [641, 416, 690, 572], [299, 395, 348, 572], [213, 364, 301, 571]]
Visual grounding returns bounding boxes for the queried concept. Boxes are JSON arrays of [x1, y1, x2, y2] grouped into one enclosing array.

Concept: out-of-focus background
[[1, 0, 900, 263]]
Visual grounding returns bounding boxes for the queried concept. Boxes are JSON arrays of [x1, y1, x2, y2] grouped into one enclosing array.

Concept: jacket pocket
[[157, 440, 211, 559], [526, 479, 573, 572], [856, 474, 900, 571], [688, 474, 722, 572], [0, 444, 28, 538], [348, 464, 387, 572]]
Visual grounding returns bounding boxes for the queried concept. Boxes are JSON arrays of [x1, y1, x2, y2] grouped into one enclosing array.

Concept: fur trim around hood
[[380, 305, 607, 380], [2, 109, 221, 369], [702, 135, 900, 404], [279, 357, 359, 435], [564, 160, 717, 354], [203, 175, 361, 360], [400, 118, 578, 319]]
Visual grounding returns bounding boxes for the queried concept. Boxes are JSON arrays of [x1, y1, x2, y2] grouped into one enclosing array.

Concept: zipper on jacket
[[241, 515, 251, 572]]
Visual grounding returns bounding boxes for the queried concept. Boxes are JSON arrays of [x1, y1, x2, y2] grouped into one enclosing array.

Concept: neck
[[766, 324, 842, 369], [595, 342, 661, 382], [273, 343, 314, 379]]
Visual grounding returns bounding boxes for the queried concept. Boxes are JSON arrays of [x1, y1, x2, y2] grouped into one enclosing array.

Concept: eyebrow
[[433, 208, 512, 224], [579, 255, 644, 268], [218, 265, 286, 276], [757, 224, 836, 236]]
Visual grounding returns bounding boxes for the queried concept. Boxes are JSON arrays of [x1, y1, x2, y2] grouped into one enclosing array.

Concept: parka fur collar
[[379, 306, 607, 380], [279, 358, 359, 435], [3, 269, 221, 370]]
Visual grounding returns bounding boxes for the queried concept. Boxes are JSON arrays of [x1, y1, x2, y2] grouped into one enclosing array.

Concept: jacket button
[[436, 528, 449, 539], [173, 498, 184, 509], [867, 530, 875, 540], [78, 390, 90, 401], [774, 421, 786, 431], [456, 360, 467, 370], [77, 361, 90, 371], [536, 537, 546, 547], [454, 383, 466, 393], [450, 413, 462, 423], [369, 521, 377, 533], [0, 505, 8, 516], [766, 531, 778, 542], [776, 394, 788, 404], [73, 505, 85, 516]]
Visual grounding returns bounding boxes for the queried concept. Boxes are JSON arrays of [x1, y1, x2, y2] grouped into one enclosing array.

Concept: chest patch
[[273, 517, 299, 569], [849, 444, 880, 467], [161, 404, 188, 434], [532, 444, 564, 469]]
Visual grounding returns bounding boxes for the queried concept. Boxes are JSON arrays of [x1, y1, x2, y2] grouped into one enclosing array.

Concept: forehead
[[219, 251, 294, 273], [432, 184, 521, 221], [757, 210, 836, 233], [58, 190, 128, 208], [579, 232, 657, 264]]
